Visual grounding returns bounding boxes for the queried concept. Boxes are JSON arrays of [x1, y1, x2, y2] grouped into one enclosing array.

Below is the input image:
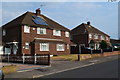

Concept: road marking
[[33, 63, 95, 78]]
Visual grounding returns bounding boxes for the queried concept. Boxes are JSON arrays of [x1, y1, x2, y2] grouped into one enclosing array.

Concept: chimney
[[87, 21, 90, 25], [36, 8, 41, 16]]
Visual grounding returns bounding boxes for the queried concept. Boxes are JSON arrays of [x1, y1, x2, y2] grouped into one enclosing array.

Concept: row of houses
[[0, 8, 115, 56]]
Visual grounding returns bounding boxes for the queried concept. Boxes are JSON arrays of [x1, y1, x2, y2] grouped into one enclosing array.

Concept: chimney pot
[[87, 21, 90, 25], [36, 8, 41, 16]]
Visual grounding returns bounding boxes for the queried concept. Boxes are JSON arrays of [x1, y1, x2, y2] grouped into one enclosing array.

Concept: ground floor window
[[25, 42, 29, 49], [40, 43, 49, 51], [57, 44, 64, 51]]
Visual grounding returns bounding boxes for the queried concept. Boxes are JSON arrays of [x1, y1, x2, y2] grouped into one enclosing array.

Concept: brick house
[[71, 21, 110, 50], [2, 8, 70, 56]]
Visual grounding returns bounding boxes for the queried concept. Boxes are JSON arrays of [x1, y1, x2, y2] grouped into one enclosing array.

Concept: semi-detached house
[[2, 8, 70, 56], [71, 22, 110, 50]]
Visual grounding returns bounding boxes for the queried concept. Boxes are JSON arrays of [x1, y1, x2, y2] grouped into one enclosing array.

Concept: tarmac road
[[40, 59, 119, 78]]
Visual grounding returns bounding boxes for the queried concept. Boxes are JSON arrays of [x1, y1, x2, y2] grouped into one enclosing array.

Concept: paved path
[[4, 55, 119, 79]]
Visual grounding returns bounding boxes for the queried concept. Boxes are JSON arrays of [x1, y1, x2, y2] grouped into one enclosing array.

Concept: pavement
[[3, 54, 119, 79]]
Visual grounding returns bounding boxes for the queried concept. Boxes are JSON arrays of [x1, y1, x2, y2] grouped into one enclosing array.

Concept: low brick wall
[[1, 65, 17, 74], [79, 51, 119, 61], [80, 54, 92, 61], [91, 54, 103, 58], [103, 51, 120, 57]]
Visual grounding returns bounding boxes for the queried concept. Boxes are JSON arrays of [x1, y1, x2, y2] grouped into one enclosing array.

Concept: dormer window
[[37, 27, 46, 34], [24, 25, 30, 33], [3, 29, 6, 36], [65, 31, 69, 37], [53, 30, 61, 36]]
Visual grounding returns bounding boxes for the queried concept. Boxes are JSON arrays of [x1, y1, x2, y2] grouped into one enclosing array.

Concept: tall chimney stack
[[36, 8, 41, 16]]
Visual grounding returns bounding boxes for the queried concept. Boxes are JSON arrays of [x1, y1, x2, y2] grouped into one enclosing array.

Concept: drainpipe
[[34, 54, 37, 64], [23, 54, 25, 64]]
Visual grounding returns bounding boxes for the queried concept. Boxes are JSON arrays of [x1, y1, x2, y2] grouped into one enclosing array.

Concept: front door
[[30, 42, 35, 56]]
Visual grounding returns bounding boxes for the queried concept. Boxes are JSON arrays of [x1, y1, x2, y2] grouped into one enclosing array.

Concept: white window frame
[[106, 36, 109, 40], [101, 35, 105, 40], [24, 25, 30, 33], [65, 31, 69, 37], [89, 33, 92, 38], [53, 30, 61, 36], [67, 44, 69, 49], [25, 42, 29, 49], [57, 44, 64, 51], [40, 43, 49, 51], [37, 27, 46, 34], [94, 34, 98, 39], [3, 29, 6, 36]]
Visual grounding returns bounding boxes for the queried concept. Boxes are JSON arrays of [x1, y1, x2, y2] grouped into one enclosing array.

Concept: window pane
[[53, 30, 61, 36], [89, 34, 92, 38], [24, 25, 30, 33], [65, 31, 69, 37], [40, 43, 49, 51], [57, 44, 64, 51], [37, 28, 46, 34], [25, 42, 29, 49]]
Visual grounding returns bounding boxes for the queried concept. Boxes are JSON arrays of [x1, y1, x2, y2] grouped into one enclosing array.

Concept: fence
[[1, 54, 50, 65]]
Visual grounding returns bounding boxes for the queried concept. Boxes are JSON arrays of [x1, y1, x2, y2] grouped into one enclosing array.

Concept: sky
[[0, 1, 119, 39]]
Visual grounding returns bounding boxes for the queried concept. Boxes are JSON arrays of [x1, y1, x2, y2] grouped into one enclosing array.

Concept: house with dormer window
[[71, 21, 110, 50], [2, 8, 70, 55]]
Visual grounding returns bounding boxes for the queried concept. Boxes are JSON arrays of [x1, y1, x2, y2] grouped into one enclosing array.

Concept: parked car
[[0, 70, 4, 80]]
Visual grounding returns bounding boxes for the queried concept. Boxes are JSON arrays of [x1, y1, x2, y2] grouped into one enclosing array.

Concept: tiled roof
[[72, 23, 109, 37], [83, 23, 109, 37], [2, 11, 70, 31]]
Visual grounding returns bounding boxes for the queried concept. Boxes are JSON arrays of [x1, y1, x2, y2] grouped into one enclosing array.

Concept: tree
[[100, 40, 108, 49], [89, 40, 95, 49]]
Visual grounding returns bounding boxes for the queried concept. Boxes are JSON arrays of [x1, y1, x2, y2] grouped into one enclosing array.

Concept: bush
[[100, 40, 109, 49]]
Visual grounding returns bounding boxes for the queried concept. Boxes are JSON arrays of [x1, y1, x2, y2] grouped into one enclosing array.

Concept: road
[[40, 59, 119, 78]]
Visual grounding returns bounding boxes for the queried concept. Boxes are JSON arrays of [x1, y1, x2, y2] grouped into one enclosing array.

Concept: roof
[[72, 23, 109, 37], [2, 11, 70, 31], [110, 39, 120, 44]]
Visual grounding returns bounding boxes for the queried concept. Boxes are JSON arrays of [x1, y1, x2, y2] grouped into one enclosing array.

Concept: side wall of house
[[2, 26, 22, 55]]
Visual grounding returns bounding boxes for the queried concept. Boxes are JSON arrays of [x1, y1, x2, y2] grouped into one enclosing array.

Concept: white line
[[33, 63, 95, 78]]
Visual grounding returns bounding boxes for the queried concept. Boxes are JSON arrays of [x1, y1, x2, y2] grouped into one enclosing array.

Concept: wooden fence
[[1, 54, 50, 65]]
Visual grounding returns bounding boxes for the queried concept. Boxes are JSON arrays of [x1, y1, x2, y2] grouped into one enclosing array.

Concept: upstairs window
[[57, 44, 64, 51], [37, 27, 46, 34], [94, 34, 98, 39], [89, 34, 92, 38], [53, 30, 61, 36], [24, 25, 30, 33], [25, 42, 29, 49], [101, 35, 105, 40], [106, 36, 109, 40], [40, 43, 49, 51], [65, 31, 69, 37], [3, 29, 6, 36]]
